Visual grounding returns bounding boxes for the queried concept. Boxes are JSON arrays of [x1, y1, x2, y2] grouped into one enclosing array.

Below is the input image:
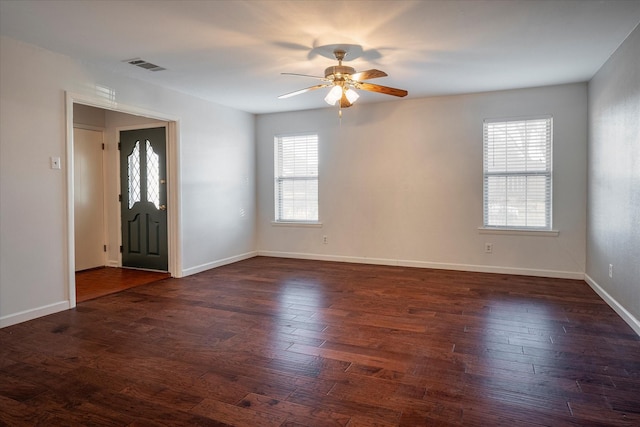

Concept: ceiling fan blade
[[281, 72, 326, 80], [351, 69, 388, 81], [357, 82, 408, 97], [278, 84, 329, 99]]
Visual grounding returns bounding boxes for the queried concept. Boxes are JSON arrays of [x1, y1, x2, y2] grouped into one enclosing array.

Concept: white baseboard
[[0, 301, 70, 328], [585, 274, 640, 336], [400, 259, 584, 279], [181, 251, 258, 277], [256, 250, 585, 280]]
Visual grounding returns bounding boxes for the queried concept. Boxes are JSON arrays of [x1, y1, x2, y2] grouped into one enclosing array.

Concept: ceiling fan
[[278, 48, 408, 108]]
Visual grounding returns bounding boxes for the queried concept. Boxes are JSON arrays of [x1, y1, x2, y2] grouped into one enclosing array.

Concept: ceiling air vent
[[123, 58, 166, 72]]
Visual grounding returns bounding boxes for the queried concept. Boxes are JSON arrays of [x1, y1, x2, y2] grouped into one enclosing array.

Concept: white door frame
[[65, 91, 182, 308]]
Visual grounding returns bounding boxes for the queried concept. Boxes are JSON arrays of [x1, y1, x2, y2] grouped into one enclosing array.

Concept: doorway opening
[[67, 93, 180, 308]]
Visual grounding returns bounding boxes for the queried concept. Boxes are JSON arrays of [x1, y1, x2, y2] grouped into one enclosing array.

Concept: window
[[483, 116, 552, 230], [274, 134, 318, 222]]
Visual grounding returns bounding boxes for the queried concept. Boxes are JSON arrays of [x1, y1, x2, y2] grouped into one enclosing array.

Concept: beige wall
[[587, 24, 640, 334]]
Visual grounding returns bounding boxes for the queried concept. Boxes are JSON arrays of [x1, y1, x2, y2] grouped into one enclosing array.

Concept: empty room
[[1, 1, 639, 425]]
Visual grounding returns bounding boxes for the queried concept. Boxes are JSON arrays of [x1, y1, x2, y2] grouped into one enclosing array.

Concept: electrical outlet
[[609, 264, 613, 278], [485, 243, 493, 253], [323, 235, 328, 244], [50, 156, 61, 170]]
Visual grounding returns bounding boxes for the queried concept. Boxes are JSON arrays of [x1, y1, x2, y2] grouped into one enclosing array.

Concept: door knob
[[159, 204, 167, 211]]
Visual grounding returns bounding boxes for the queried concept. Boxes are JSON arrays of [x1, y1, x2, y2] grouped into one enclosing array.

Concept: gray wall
[[0, 36, 256, 327], [257, 84, 588, 279], [587, 24, 640, 334]]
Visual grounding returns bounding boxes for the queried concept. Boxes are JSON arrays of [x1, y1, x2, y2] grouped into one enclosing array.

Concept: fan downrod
[[333, 49, 346, 64]]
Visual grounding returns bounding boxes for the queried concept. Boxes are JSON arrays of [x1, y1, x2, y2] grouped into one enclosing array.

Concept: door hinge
[[118, 142, 121, 150], [102, 143, 105, 150], [118, 194, 122, 202], [103, 244, 107, 252], [120, 245, 123, 253]]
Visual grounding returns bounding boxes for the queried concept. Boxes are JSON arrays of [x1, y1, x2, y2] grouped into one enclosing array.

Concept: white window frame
[[274, 133, 319, 224], [482, 116, 553, 232]]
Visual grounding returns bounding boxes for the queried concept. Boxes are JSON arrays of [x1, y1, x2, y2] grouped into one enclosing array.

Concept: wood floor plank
[[0, 394, 53, 426], [1, 256, 639, 426], [0, 368, 47, 402], [25, 391, 137, 426], [238, 393, 351, 427], [286, 388, 402, 425], [192, 397, 287, 426]]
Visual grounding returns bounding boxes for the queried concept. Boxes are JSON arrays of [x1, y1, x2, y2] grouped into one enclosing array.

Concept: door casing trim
[[65, 91, 182, 308]]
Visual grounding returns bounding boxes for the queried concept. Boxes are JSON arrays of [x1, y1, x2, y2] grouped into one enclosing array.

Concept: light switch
[[50, 156, 61, 169]]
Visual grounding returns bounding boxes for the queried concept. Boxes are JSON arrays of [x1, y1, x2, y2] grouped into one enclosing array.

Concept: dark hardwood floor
[[1, 256, 639, 426], [76, 267, 171, 303]]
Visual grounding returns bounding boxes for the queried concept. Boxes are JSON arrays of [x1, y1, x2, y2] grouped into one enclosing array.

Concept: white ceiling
[[1, 0, 639, 114]]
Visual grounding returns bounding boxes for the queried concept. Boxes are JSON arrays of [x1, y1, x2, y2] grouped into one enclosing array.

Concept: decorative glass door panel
[[146, 141, 160, 209], [128, 141, 141, 209]]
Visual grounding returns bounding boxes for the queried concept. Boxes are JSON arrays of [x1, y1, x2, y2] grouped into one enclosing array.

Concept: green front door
[[119, 127, 168, 271]]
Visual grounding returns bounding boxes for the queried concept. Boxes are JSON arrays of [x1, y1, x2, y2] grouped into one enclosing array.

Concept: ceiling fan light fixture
[[345, 88, 359, 104], [324, 85, 343, 105]]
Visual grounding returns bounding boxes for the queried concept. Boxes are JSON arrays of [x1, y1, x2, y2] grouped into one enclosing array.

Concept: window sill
[[478, 227, 559, 237], [271, 221, 323, 228]]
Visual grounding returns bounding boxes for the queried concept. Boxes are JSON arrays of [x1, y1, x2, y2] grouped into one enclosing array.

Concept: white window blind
[[274, 134, 318, 222], [483, 116, 552, 229]]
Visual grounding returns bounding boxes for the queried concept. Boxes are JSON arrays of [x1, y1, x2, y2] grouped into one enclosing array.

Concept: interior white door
[[74, 128, 105, 271]]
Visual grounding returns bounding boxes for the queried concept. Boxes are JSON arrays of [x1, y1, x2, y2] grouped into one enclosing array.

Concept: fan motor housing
[[325, 65, 355, 80]]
